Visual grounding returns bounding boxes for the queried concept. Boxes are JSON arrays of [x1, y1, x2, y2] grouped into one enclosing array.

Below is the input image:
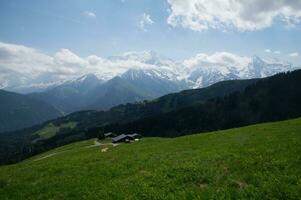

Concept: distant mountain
[[120, 68, 186, 97], [26, 54, 298, 113], [0, 90, 62, 133], [29, 74, 103, 114], [3, 51, 299, 95], [184, 56, 296, 88], [87, 76, 152, 111], [30, 68, 186, 113]]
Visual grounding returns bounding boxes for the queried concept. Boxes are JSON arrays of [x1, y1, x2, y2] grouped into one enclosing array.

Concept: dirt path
[[34, 139, 118, 161], [86, 139, 119, 148]]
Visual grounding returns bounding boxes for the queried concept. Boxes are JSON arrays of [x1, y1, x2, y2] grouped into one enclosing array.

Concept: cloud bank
[[0, 42, 157, 90], [167, 0, 301, 31], [0, 42, 296, 92]]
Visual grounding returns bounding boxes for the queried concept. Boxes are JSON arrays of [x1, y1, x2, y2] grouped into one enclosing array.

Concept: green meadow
[[0, 118, 301, 200]]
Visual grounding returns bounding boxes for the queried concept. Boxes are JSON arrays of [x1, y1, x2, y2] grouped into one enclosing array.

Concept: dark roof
[[128, 133, 141, 138], [104, 132, 114, 137], [112, 134, 131, 143], [112, 133, 142, 143]]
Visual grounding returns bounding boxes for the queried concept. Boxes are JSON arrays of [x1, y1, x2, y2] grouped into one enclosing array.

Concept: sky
[[0, 0, 300, 89]]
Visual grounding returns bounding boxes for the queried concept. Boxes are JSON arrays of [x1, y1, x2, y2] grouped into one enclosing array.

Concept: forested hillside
[[105, 70, 301, 137], [0, 90, 62, 133]]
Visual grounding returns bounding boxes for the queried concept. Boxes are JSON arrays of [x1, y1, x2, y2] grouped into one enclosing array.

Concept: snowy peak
[[252, 56, 265, 66], [121, 69, 148, 80], [246, 56, 294, 78], [182, 55, 297, 88], [120, 67, 181, 83], [73, 74, 99, 84]]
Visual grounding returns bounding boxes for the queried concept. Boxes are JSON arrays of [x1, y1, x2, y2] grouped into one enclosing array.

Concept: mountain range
[[0, 52, 299, 133], [25, 54, 298, 114]]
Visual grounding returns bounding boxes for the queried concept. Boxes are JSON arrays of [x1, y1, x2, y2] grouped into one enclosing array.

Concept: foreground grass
[[0, 119, 301, 199]]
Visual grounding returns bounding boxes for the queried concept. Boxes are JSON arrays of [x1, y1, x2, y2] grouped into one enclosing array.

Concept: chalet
[[111, 133, 142, 143], [128, 133, 142, 139], [104, 132, 115, 138], [112, 134, 133, 143]]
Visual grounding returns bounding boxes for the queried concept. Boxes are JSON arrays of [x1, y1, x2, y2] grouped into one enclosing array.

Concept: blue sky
[[0, 0, 300, 63]]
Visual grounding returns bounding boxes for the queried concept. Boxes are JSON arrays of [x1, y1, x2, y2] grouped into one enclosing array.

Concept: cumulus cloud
[[167, 0, 301, 31], [265, 49, 271, 53], [54, 49, 87, 68], [288, 52, 299, 57], [139, 13, 154, 31], [274, 50, 281, 54], [183, 52, 251, 71], [82, 11, 96, 19], [0, 42, 158, 90]]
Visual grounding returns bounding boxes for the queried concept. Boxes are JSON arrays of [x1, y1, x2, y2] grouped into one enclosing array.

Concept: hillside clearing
[[0, 118, 301, 199]]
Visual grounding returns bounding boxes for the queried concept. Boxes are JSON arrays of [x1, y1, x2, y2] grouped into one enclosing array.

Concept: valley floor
[[0, 118, 301, 199]]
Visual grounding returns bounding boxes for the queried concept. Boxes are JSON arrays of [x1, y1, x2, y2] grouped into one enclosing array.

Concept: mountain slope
[[120, 68, 186, 98], [0, 118, 301, 199], [28, 74, 102, 114], [88, 76, 153, 110], [30, 69, 187, 113], [0, 90, 62, 133], [106, 70, 301, 137]]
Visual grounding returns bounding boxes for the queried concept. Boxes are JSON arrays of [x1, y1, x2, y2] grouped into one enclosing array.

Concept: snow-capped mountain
[[8, 51, 300, 113], [120, 68, 186, 97], [183, 56, 297, 88]]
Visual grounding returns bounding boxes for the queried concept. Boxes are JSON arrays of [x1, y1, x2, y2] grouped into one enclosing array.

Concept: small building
[[104, 132, 115, 138], [112, 134, 133, 143], [128, 133, 142, 139], [112, 133, 142, 143]]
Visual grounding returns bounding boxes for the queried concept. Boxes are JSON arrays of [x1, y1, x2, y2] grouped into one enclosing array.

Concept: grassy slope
[[0, 118, 301, 200], [33, 122, 77, 141]]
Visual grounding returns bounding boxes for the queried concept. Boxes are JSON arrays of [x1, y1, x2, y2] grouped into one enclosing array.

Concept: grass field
[[0, 118, 301, 199], [32, 122, 77, 142]]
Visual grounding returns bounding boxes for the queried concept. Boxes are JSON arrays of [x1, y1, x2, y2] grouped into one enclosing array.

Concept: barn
[[112, 134, 133, 143], [111, 133, 142, 143], [104, 132, 115, 138]]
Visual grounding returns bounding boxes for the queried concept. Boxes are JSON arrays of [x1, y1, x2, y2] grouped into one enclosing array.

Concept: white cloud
[[82, 11, 96, 19], [167, 0, 301, 31], [0, 42, 158, 90], [139, 13, 154, 31], [288, 52, 299, 57], [274, 50, 281, 54], [0, 42, 297, 92], [183, 52, 251, 72], [265, 49, 271, 53], [54, 49, 87, 68]]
